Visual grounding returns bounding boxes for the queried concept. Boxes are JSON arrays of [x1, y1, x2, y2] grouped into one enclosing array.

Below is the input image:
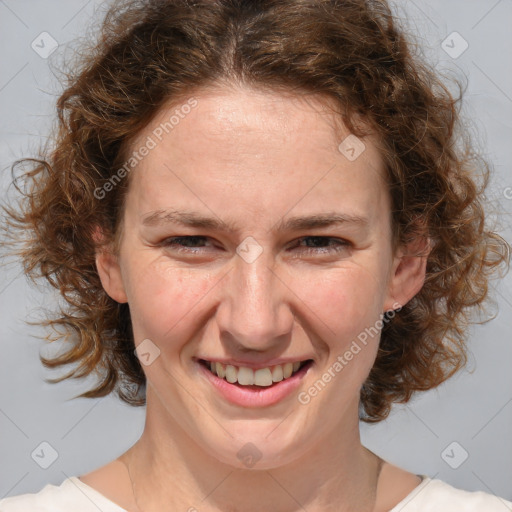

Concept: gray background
[[1, 0, 511, 503]]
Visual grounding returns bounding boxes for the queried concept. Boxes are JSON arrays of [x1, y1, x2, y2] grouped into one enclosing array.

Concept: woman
[[1, 0, 510, 510]]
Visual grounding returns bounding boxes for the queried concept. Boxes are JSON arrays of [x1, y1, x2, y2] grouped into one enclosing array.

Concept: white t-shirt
[[1, 475, 511, 511]]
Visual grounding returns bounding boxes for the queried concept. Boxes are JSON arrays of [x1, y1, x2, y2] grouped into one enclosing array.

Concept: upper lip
[[195, 357, 314, 370]]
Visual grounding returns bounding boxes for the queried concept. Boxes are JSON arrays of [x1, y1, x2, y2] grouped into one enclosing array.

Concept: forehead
[[123, 84, 389, 227], [132, 84, 373, 161]]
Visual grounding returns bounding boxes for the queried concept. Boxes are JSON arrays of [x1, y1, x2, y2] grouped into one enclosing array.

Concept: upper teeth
[[207, 361, 303, 387]]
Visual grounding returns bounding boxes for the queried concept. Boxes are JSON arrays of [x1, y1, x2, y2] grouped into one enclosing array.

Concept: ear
[[383, 235, 431, 312], [93, 226, 128, 304]]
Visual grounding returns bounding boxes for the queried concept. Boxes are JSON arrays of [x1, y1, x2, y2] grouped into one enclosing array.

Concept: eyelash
[[160, 236, 351, 255]]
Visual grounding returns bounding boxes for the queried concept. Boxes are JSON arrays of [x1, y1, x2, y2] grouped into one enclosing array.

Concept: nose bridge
[[217, 249, 293, 348]]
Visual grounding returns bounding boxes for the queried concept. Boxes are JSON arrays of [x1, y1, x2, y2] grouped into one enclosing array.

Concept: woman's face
[[96, 84, 424, 468]]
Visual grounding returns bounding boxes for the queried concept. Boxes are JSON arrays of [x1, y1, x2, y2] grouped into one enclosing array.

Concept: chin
[[202, 428, 309, 471]]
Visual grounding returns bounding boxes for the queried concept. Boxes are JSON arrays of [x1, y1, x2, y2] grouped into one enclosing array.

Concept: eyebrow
[[141, 209, 370, 232]]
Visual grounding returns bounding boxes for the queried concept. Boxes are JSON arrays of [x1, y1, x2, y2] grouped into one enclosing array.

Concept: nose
[[215, 248, 295, 353]]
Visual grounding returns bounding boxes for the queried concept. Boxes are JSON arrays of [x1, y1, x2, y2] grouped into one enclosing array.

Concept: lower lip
[[196, 360, 313, 408]]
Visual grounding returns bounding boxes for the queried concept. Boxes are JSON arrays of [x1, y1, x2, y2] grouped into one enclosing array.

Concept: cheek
[[302, 266, 386, 338], [123, 251, 389, 364], [297, 265, 387, 383], [124, 260, 217, 343]]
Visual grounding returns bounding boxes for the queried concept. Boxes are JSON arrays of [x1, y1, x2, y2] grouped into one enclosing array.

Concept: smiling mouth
[[198, 359, 313, 387]]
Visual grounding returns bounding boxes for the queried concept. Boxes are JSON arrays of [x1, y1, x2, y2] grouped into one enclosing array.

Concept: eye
[[160, 236, 215, 253], [290, 236, 351, 254], [159, 235, 351, 256]]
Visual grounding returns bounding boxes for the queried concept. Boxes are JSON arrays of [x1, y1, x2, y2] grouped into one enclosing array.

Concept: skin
[[85, 83, 429, 512]]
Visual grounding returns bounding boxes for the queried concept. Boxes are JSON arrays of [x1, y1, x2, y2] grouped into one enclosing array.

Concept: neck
[[121, 389, 382, 512]]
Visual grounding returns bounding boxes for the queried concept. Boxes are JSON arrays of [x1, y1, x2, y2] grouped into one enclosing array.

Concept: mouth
[[195, 357, 314, 407], [198, 358, 314, 389]]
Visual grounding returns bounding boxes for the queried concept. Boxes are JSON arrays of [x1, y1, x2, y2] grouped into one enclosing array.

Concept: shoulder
[[0, 477, 127, 512], [390, 476, 512, 511]]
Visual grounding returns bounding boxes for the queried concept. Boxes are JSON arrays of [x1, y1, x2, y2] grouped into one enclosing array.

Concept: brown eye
[[292, 236, 351, 254], [160, 236, 214, 252]]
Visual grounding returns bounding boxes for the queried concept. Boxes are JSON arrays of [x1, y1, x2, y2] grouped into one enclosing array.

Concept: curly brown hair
[[2, 0, 509, 422]]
